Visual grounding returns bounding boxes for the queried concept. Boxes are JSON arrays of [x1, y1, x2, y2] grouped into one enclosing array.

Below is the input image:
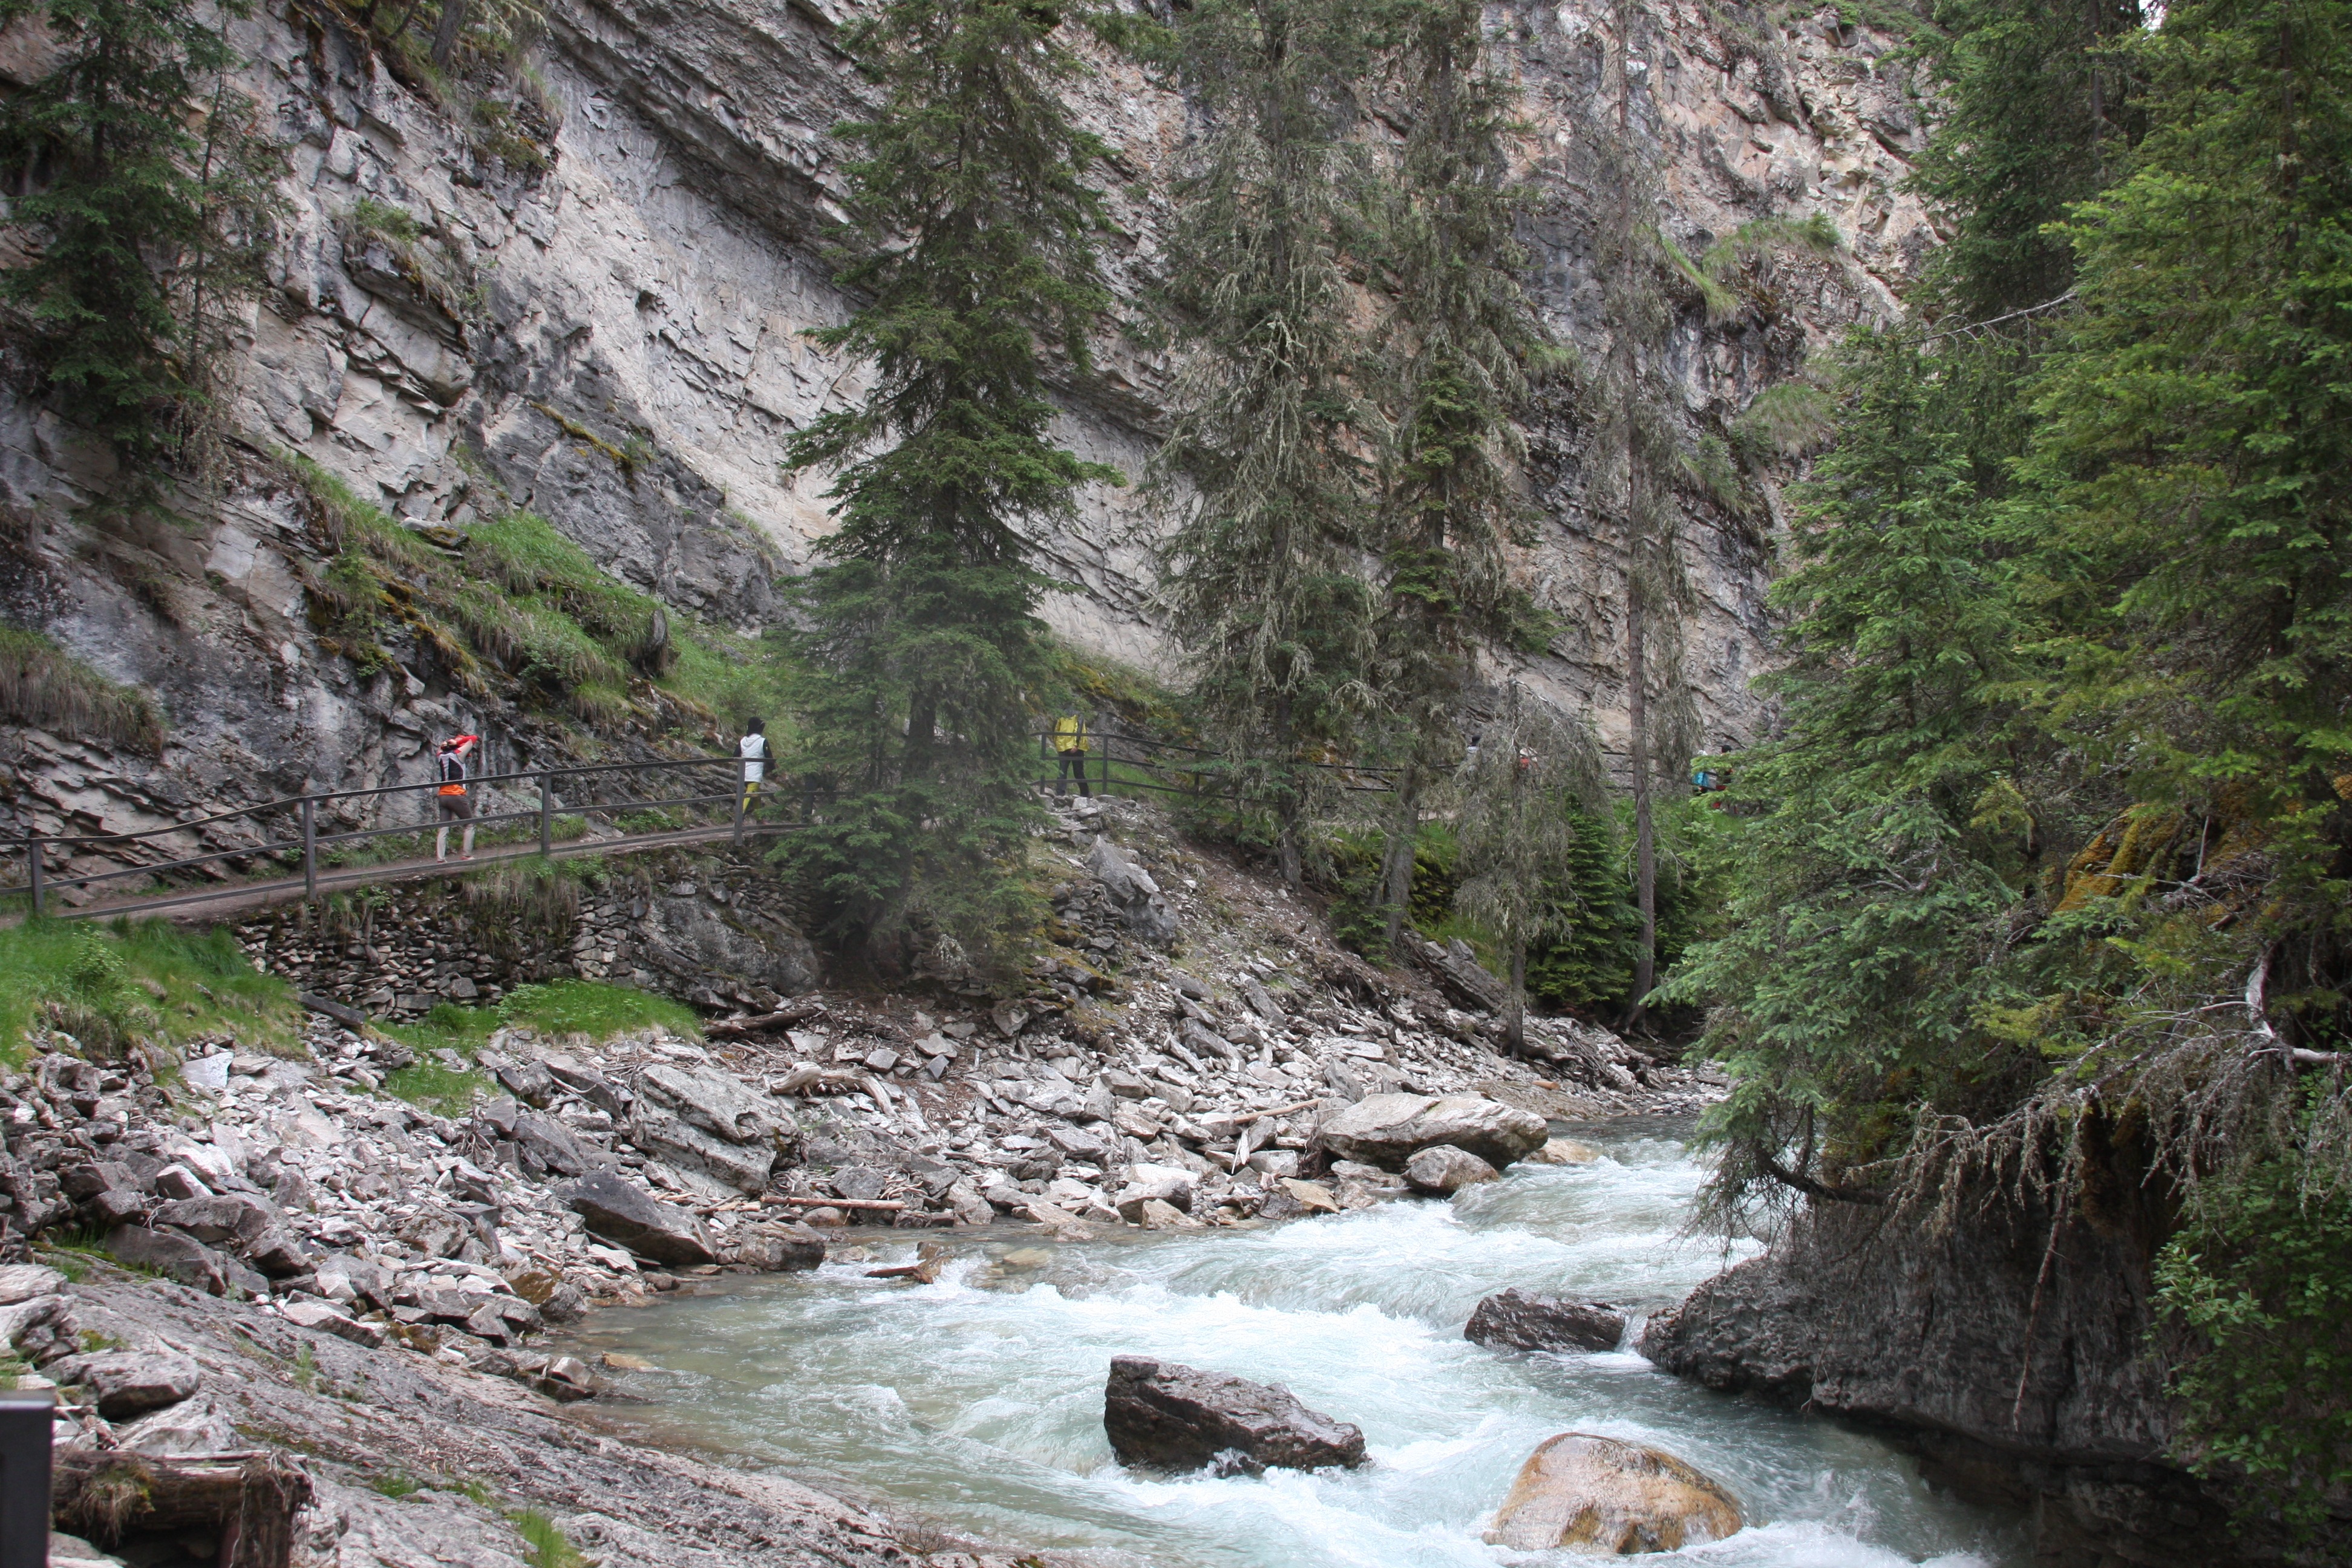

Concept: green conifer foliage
[[1366, 0, 1544, 954], [1150, 0, 1386, 891], [0, 0, 283, 457], [780, 0, 1120, 969]]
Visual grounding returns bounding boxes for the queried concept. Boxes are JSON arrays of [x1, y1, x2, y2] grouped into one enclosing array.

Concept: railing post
[[25, 838, 41, 921], [302, 795, 318, 903], [0, 1390, 53, 1568], [539, 774, 552, 858]]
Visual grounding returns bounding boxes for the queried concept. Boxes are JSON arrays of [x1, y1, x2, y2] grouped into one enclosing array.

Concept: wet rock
[[48, 1350, 203, 1419], [1526, 1138, 1602, 1165], [1482, 1432, 1742, 1552], [1105, 1356, 1365, 1473], [1135, 1198, 1200, 1230], [1278, 1179, 1339, 1215], [1112, 1163, 1195, 1219], [105, 1225, 226, 1294], [558, 1171, 719, 1267], [1466, 1289, 1627, 1354], [1317, 1093, 1547, 1171], [540, 1283, 588, 1324], [732, 1223, 826, 1271], [534, 1354, 599, 1402], [1404, 1145, 1498, 1195]]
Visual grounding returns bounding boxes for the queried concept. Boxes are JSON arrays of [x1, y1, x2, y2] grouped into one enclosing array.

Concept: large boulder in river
[[1318, 1093, 1547, 1172], [1104, 1356, 1365, 1474], [1483, 1432, 1742, 1553], [558, 1171, 718, 1266], [1404, 1145, 1498, 1195], [1465, 1289, 1627, 1353]]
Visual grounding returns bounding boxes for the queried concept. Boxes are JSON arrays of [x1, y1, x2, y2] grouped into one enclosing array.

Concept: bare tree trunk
[[1614, 0, 1657, 1034], [1378, 763, 1423, 956], [430, 0, 468, 70], [1506, 938, 1527, 1057]]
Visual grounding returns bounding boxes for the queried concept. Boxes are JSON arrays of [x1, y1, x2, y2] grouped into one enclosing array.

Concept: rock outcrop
[[1103, 1356, 1366, 1474], [1318, 1093, 1549, 1171], [1483, 1433, 1743, 1553], [1637, 1191, 2348, 1565], [1465, 1289, 1627, 1354], [560, 1171, 720, 1267]]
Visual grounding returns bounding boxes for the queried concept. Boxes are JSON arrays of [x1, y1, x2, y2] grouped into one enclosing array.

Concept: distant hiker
[[739, 717, 767, 811], [434, 734, 479, 863], [1053, 710, 1091, 797]]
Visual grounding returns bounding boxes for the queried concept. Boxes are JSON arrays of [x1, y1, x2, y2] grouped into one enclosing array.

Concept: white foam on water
[[575, 1123, 2028, 1568]]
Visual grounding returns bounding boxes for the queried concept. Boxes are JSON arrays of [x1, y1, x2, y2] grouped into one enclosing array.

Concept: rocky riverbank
[[1, 794, 1717, 1564]]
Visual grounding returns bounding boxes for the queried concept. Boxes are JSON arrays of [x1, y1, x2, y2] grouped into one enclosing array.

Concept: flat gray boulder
[[1318, 1093, 1547, 1172], [1466, 1289, 1627, 1353], [512, 1111, 613, 1178], [630, 1108, 776, 1195], [558, 1171, 718, 1266], [47, 1350, 201, 1419], [1405, 1145, 1499, 1195], [1105, 1356, 1365, 1474], [106, 1225, 226, 1294], [638, 1062, 781, 1145]]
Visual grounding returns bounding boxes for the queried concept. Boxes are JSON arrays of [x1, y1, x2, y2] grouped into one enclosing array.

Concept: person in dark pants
[[1053, 711, 1091, 797], [434, 734, 479, 861]]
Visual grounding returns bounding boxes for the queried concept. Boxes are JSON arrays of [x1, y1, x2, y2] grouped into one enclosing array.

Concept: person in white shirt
[[739, 718, 767, 812]]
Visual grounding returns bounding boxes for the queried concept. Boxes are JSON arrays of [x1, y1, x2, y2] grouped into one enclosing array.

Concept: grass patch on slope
[[0, 919, 299, 1062], [0, 626, 166, 756], [379, 978, 699, 1113]]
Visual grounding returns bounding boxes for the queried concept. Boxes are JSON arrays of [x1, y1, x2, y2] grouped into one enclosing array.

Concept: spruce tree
[[1450, 683, 1605, 1054], [0, 0, 281, 458], [1367, 0, 1544, 956], [781, 0, 1119, 970], [1151, 0, 1385, 890]]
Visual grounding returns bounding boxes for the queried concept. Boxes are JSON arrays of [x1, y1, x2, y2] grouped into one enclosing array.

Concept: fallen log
[[705, 998, 826, 1037], [298, 991, 368, 1030], [763, 1194, 907, 1212]]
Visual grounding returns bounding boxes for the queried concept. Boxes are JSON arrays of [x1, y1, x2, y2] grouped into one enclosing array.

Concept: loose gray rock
[[1317, 1093, 1548, 1171], [106, 1225, 227, 1294], [558, 1171, 719, 1267], [496, 1060, 558, 1106], [1088, 839, 1178, 946], [1466, 1289, 1628, 1354], [1104, 1356, 1365, 1473], [638, 1062, 782, 1146], [0, 1264, 67, 1305], [512, 1111, 613, 1178], [114, 1391, 238, 1456], [731, 1224, 826, 1272], [48, 1350, 202, 1419], [1404, 1145, 1499, 1195], [150, 1192, 277, 1246]]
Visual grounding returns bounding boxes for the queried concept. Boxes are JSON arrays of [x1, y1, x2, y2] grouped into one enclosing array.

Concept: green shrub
[[0, 918, 298, 1062]]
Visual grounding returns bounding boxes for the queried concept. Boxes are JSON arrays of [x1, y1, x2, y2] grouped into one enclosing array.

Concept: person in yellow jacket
[[1053, 711, 1091, 797]]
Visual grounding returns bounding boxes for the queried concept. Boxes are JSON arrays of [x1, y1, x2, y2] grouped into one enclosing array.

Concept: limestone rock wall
[[0, 0, 1937, 862]]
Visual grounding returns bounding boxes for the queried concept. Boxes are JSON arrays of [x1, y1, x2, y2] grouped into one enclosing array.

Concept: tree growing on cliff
[[1149, 0, 1387, 891], [0, 0, 283, 460], [1364, 0, 1548, 956], [780, 0, 1119, 969]]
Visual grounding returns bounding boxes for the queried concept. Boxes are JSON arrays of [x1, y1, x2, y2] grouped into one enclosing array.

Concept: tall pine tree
[[782, 0, 1119, 971], [1151, 0, 1385, 890], [1367, 0, 1546, 955]]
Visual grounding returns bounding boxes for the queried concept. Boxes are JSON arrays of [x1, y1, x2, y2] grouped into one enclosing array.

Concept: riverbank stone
[[1318, 1093, 1548, 1171], [1466, 1289, 1627, 1353], [1483, 1432, 1742, 1553], [1105, 1356, 1366, 1474], [1405, 1145, 1499, 1195], [557, 1171, 719, 1266]]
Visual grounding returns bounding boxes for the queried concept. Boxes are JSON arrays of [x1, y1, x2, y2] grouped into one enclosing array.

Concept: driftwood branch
[[705, 998, 826, 1038]]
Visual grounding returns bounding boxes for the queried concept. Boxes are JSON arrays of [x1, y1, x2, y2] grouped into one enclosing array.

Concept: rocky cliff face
[[1638, 1185, 2345, 1566], [0, 0, 1933, 867]]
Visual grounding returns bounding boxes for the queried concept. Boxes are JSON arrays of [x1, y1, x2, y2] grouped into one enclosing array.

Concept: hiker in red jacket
[[434, 734, 479, 863]]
